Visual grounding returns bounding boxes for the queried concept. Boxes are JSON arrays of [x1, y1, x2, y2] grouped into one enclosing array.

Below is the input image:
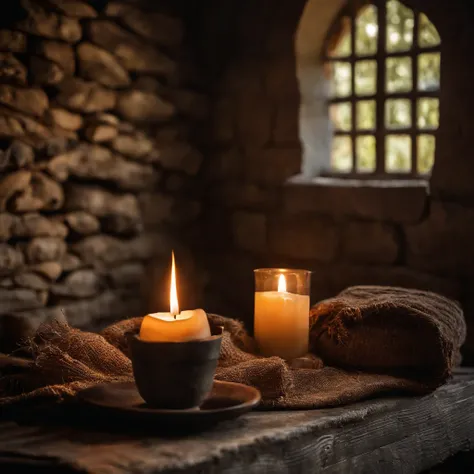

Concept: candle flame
[[278, 274, 287, 293], [170, 251, 179, 316]]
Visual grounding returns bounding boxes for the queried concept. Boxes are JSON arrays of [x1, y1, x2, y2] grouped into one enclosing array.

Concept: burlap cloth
[[0, 286, 466, 410]]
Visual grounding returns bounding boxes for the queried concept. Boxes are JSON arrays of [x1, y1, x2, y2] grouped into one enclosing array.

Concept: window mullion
[[350, 4, 357, 172], [375, 0, 386, 174], [411, 12, 420, 175]]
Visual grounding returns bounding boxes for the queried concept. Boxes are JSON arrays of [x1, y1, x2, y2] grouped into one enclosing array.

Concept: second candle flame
[[170, 251, 179, 316], [278, 274, 287, 293]]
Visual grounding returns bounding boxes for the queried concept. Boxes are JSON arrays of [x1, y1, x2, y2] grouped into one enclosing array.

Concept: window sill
[[283, 175, 429, 223]]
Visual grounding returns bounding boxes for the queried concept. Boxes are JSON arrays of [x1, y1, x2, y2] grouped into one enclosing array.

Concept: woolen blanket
[[0, 286, 466, 410]]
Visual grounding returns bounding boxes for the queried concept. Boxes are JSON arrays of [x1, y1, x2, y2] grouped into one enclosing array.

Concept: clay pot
[[128, 327, 223, 409]]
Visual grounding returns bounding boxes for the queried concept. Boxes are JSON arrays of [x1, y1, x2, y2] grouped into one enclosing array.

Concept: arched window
[[325, 0, 440, 177]]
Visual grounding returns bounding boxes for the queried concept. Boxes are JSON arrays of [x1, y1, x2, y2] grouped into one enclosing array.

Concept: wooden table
[[1, 370, 474, 474]]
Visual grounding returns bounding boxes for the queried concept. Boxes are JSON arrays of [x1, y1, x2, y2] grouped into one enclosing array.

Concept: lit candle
[[254, 273, 310, 360], [140, 252, 211, 342]]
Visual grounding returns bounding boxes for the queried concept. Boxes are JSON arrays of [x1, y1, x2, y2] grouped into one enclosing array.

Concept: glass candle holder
[[254, 268, 311, 360]]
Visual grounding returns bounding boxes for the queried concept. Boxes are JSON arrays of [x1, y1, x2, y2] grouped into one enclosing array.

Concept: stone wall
[[198, 0, 474, 362], [0, 0, 206, 343]]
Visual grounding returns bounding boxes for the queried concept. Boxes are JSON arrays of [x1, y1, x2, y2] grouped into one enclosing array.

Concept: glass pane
[[331, 136, 353, 172], [356, 5, 378, 56], [417, 98, 439, 129], [386, 135, 411, 172], [419, 13, 440, 48], [385, 99, 411, 129], [418, 53, 440, 91], [328, 17, 352, 58], [356, 136, 376, 173], [386, 0, 414, 53], [417, 134, 435, 174], [386, 57, 412, 93], [329, 103, 352, 131], [356, 100, 376, 130], [329, 62, 352, 97], [355, 60, 377, 95]]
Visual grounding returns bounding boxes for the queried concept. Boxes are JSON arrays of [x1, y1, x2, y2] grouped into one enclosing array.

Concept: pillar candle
[[254, 274, 310, 359]]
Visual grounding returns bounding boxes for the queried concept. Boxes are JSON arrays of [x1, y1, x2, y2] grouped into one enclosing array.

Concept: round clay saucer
[[78, 380, 261, 433]]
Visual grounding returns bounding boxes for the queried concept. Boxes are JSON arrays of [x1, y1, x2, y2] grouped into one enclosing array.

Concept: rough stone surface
[[12, 213, 68, 238], [86, 20, 175, 76], [0, 109, 51, 140], [84, 123, 118, 143], [0, 31, 27, 53], [117, 90, 175, 122], [32, 40, 75, 75], [284, 179, 429, 224], [342, 221, 400, 265], [231, 211, 267, 253], [0, 170, 31, 211], [269, 214, 339, 261], [106, 262, 144, 288], [105, 4, 183, 47], [0, 245, 24, 276], [0, 53, 27, 85], [0, 213, 14, 241], [60, 253, 82, 272], [0, 85, 49, 117], [52, 269, 103, 298], [77, 42, 130, 88], [62, 211, 100, 235], [18, 1, 82, 43], [406, 201, 474, 276], [56, 78, 116, 113], [46, 108, 83, 131], [0, 288, 47, 312], [30, 261, 62, 281], [25, 237, 67, 264], [29, 56, 64, 86]]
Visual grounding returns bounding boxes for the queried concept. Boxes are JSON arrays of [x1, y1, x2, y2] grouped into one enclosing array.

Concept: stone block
[[32, 40, 75, 75], [12, 213, 68, 238], [52, 269, 103, 298], [77, 42, 130, 88], [111, 133, 155, 160], [268, 214, 339, 261], [0, 170, 31, 211], [0, 53, 27, 85], [205, 149, 242, 182], [86, 20, 175, 76], [209, 182, 279, 211], [46, 108, 83, 131], [2, 140, 35, 170], [284, 177, 428, 223], [342, 221, 399, 264], [18, 1, 82, 43], [29, 56, 64, 86], [0, 213, 14, 241], [406, 201, 474, 276], [46, 0, 97, 18], [273, 98, 299, 144], [62, 211, 100, 235], [0, 109, 52, 141], [0, 288, 47, 313], [56, 78, 116, 113], [106, 262, 145, 288], [30, 261, 62, 281], [25, 237, 67, 264], [117, 90, 175, 122], [0, 85, 49, 117], [14, 272, 50, 290], [245, 148, 301, 185], [105, 4, 183, 47], [84, 123, 118, 143], [12, 172, 64, 212], [0, 244, 24, 276], [0, 31, 27, 52], [231, 211, 267, 253], [61, 253, 82, 272]]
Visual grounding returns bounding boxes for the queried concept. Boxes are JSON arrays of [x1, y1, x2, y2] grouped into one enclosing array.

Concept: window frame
[[323, 0, 441, 178]]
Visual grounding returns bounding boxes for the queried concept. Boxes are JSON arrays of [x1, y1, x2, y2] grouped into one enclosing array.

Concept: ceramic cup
[[128, 326, 223, 409]]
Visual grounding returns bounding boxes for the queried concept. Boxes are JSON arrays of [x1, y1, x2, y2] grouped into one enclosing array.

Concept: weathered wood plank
[[1, 372, 474, 474]]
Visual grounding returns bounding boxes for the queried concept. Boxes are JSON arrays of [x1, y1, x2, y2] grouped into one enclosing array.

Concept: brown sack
[[310, 286, 466, 387]]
